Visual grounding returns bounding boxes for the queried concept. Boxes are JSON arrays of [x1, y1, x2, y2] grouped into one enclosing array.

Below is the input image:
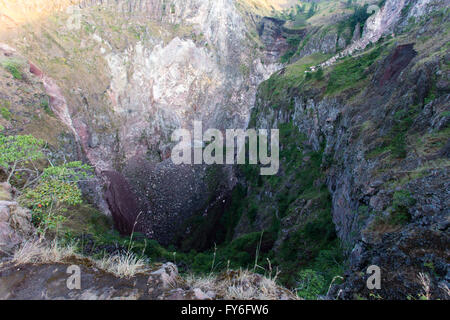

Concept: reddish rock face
[[380, 43, 417, 86], [29, 62, 43, 78], [102, 171, 143, 236]]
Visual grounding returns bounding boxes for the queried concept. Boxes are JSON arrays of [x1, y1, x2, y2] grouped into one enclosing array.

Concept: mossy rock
[[60, 204, 112, 237]]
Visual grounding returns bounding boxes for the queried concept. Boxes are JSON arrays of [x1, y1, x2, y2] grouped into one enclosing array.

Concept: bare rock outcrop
[[0, 184, 33, 255]]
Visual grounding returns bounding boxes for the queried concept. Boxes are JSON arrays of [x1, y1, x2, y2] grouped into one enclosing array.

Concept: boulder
[[147, 262, 186, 299], [0, 185, 33, 254]]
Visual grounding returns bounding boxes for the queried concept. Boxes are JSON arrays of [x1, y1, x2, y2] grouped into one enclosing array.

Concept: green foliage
[[366, 103, 421, 160], [240, 63, 250, 77], [209, 120, 344, 289], [247, 200, 258, 225], [306, 3, 318, 19], [277, 196, 342, 286], [220, 184, 248, 242], [386, 105, 420, 159], [1, 59, 23, 80], [260, 52, 331, 107], [0, 134, 45, 183], [337, 2, 376, 43], [313, 67, 324, 81], [280, 36, 302, 64], [296, 269, 327, 299], [349, 4, 371, 32], [0, 107, 11, 120], [40, 97, 53, 115], [20, 162, 94, 234], [390, 190, 415, 225], [40, 161, 94, 182], [401, 2, 413, 17], [83, 22, 95, 34], [274, 3, 308, 27], [327, 45, 384, 94]]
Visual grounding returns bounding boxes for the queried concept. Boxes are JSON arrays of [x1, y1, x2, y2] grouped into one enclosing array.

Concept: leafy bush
[[20, 162, 94, 234], [0, 134, 45, 184], [349, 4, 371, 33], [0, 132, 94, 235], [296, 269, 327, 300], [0, 107, 11, 120]]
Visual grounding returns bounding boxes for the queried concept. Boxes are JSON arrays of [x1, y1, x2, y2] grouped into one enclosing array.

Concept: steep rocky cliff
[[0, 0, 288, 243], [230, 0, 449, 299], [0, 0, 448, 300]]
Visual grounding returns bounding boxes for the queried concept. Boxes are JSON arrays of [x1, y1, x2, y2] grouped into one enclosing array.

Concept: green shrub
[[280, 36, 302, 64], [0, 107, 11, 120], [247, 200, 258, 224], [1, 60, 23, 80], [20, 162, 94, 234], [390, 190, 415, 225], [40, 97, 53, 115], [389, 105, 420, 159], [296, 269, 327, 300], [314, 67, 324, 81], [240, 64, 250, 77], [0, 134, 45, 184]]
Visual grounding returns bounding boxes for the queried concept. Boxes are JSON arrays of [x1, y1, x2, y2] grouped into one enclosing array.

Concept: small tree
[[20, 161, 94, 234], [0, 133, 45, 184]]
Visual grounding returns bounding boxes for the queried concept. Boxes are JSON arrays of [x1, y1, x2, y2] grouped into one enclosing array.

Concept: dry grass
[[418, 272, 432, 300], [0, 184, 12, 201], [237, 0, 298, 15], [438, 282, 450, 298], [186, 269, 299, 300], [12, 239, 78, 265], [10, 239, 148, 279], [95, 252, 149, 279]]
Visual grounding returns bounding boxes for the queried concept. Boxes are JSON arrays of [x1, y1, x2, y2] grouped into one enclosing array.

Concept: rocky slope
[[0, 0, 448, 300], [229, 0, 449, 299], [0, 0, 288, 243], [0, 183, 296, 300]]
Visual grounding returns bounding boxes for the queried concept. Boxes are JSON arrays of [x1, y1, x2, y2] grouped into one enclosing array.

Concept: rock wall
[[0, 0, 286, 241], [245, 0, 449, 299]]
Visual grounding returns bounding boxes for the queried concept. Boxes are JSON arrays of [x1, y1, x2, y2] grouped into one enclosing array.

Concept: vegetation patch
[[1, 59, 23, 80], [1, 106, 12, 120], [260, 52, 330, 106], [366, 104, 421, 160], [326, 44, 385, 94], [389, 190, 415, 225]]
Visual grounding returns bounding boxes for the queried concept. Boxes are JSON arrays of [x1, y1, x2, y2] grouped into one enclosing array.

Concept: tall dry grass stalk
[[12, 239, 77, 265], [186, 268, 299, 300], [10, 239, 149, 279], [95, 251, 148, 278]]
